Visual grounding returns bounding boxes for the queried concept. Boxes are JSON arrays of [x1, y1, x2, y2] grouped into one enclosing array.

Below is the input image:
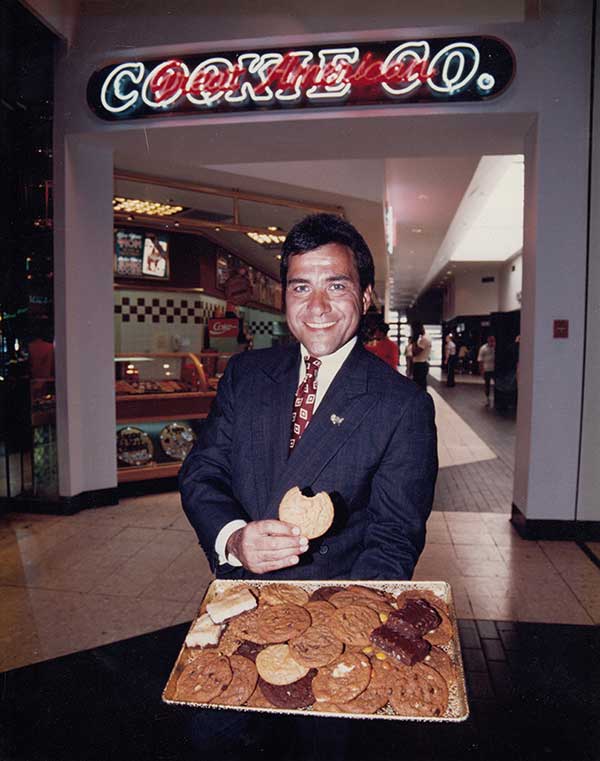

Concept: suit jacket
[[179, 341, 438, 581]]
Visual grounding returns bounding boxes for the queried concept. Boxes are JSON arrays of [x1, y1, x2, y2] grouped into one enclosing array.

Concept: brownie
[[308, 586, 345, 602], [235, 640, 265, 663], [370, 625, 431, 666], [387, 599, 441, 638]]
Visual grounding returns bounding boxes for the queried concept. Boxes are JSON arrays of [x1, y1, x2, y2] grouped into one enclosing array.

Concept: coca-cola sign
[[208, 318, 239, 338], [87, 36, 514, 121]]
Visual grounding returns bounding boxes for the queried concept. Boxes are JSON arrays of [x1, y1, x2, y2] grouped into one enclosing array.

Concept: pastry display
[[165, 581, 468, 721], [159, 422, 196, 461], [116, 426, 154, 466]]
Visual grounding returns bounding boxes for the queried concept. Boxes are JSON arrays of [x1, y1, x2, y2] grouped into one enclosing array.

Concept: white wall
[[499, 254, 522, 313], [445, 267, 500, 320]]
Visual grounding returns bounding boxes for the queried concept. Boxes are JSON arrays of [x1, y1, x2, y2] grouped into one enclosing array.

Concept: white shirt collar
[[300, 336, 357, 369]]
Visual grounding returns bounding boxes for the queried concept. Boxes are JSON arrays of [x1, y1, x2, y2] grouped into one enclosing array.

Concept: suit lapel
[[264, 343, 376, 515], [250, 345, 301, 515]]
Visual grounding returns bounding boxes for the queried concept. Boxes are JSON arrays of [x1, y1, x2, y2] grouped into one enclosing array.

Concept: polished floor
[[1, 378, 599, 677]]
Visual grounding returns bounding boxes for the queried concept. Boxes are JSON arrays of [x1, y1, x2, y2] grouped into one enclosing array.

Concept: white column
[[577, 13, 600, 524], [54, 136, 117, 499], [514, 64, 592, 523]]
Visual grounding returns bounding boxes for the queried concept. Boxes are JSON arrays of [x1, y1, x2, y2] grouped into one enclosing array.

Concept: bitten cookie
[[278, 486, 334, 539]]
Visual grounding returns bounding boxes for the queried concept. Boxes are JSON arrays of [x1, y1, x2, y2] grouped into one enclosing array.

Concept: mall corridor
[[1, 379, 599, 760]]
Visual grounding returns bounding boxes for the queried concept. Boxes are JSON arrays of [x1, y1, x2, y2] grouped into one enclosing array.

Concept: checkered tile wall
[[114, 294, 214, 325]]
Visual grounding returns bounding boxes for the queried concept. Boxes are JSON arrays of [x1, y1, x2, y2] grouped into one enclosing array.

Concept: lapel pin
[[330, 414, 344, 426]]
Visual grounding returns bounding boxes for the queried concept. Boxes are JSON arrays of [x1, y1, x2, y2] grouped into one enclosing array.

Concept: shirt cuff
[[215, 520, 247, 567]]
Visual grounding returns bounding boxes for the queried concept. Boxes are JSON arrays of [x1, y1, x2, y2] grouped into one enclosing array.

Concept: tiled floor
[[0, 381, 599, 675]]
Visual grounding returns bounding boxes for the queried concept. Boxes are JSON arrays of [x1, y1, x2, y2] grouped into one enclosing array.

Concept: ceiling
[[107, 111, 532, 310]]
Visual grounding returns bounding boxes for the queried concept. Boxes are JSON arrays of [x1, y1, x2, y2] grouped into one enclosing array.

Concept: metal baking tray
[[162, 579, 469, 722]]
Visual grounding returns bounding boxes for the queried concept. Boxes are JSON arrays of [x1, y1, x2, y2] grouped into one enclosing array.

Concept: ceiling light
[[247, 231, 287, 248], [113, 197, 184, 216], [268, 226, 278, 232], [417, 194, 429, 201], [411, 227, 423, 234], [275, 254, 282, 260], [215, 227, 221, 232]]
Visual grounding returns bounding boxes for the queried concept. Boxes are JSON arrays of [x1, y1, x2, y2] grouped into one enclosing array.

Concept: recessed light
[[411, 227, 423, 234], [113, 196, 184, 216], [215, 227, 221, 232], [268, 226, 278, 232], [417, 194, 429, 201]]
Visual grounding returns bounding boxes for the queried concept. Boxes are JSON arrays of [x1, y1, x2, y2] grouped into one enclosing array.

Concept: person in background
[[365, 321, 399, 370], [411, 322, 432, 390], [458, 342, 470, 374], [444, 333, 457, 388], [477, 335, 496, 406]]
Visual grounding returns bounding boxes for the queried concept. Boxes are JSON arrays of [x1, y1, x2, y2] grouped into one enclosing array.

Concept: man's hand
[[226, 520, 309, 574]]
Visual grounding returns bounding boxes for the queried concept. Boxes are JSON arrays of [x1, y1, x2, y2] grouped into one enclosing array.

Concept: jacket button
[[319, 544, 328, 555]]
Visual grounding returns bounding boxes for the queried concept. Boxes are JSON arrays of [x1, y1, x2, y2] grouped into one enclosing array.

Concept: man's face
[[285, 243, 372, 357], [488, 336, 496, 348]]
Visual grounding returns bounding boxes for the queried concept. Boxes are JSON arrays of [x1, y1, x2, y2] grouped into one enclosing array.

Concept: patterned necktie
[[289, 355, 321, 451]]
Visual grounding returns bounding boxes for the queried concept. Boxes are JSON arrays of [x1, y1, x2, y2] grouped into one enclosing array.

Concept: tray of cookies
[[162, 580, 469, 722]]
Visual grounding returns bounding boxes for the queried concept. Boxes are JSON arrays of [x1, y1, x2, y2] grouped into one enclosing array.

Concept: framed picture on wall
[[141, 233, 170, 279], [114, 229, 170, 280]]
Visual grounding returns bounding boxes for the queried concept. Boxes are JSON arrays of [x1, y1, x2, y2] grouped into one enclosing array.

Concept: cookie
[[228, 608, 270, 644], [304, 600, 335, 626], [347, 585, 396, 605], [213, 655, 258, 706], [329, 604, 381, 647], [308, 586, 345, 602], [312, 652, 371, 704], [246, 685, 276, 709], [175, 651, 233, 703], [335, 677, 389, 715], [423, 645, 455, 684], [259, 584, 310, 607], [424, 608, 453, 646], [258, 669, 317, 709], [396, 589, 449, 616], [278, 486, 334, 539], [329, 589, 393, 616], [388, 662, 449, 717], [255, 603, 312, 644], [235, 640, 265, 663], [289, 624, 344, 668], [216, 626, 243, 656], [256, 644, 310, 686]]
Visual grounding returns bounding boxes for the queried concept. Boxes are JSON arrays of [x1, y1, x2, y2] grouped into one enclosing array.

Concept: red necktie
[[289, 356, 321, 451]]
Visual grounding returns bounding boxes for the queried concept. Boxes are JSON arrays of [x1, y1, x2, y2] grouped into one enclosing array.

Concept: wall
[[21, 0, 78, 43], [499, 254, 523, 313], [443, 267, 500, 321]]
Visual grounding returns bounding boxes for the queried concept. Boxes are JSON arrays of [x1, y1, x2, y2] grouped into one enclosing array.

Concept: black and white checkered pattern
[[114, 295, 214, 325], [248, 320, 273, 335]]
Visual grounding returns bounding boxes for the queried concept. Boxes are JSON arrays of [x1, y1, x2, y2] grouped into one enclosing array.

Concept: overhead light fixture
[[275, 254, 282, 260], [411, 227, 423, 234], [267, 226, 278, 232], [247, 230, 286, 248], [215, 227, 221, 232], [113, 196, 184, 217], [417, 194, 429, 201]]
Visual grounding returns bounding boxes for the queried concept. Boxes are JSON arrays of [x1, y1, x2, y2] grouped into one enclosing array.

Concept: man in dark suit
[[180, 213, 438, 582]]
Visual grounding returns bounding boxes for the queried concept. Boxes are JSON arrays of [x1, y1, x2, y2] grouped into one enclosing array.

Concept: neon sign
[[87, 37, 515, 121]]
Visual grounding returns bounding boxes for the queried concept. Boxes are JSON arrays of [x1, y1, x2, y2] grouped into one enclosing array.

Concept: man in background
[[366, 321, 399, 370], [478, 335, 496, 406], [444, 333, 457, 388], [411, 322, 431, 390]]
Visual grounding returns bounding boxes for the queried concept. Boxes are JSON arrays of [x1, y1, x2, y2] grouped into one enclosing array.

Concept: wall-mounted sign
[[88, 36, 515, 121]]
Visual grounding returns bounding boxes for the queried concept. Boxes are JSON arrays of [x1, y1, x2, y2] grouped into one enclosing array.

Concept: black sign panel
[[87, 36, 515, 122]]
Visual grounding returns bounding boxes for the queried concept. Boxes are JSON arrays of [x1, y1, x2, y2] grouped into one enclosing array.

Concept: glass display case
[[115, 352, 217, 483]]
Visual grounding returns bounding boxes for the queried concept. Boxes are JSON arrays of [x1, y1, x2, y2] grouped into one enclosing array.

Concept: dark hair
[[375, 322, 390, 335], [280, 213, 375, 292]]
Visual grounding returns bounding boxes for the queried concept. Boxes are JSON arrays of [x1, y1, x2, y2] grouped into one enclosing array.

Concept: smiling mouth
[[305, 321, 337, 329]]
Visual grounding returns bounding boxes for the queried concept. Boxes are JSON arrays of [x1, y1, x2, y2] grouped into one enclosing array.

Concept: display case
[[115, 352, 218, 483]]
